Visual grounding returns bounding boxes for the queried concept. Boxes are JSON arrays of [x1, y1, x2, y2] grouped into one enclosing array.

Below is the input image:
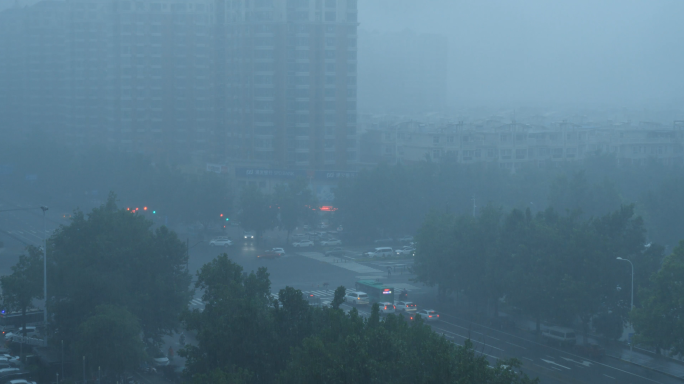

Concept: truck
[[355, 280, 395, 304]]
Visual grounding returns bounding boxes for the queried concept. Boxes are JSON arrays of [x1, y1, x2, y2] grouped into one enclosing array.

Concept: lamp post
[[616, 257, 634, 310], [617, 257, 634, 351], [40, 206, 48, 334]]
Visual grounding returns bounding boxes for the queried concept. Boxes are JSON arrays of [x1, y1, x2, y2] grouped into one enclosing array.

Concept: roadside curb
[[605, 353, 684, 382]]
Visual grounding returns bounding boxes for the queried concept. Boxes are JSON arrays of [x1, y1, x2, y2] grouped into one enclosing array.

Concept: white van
[[369, 247, 394, 258], [541, 326, 576, 346]]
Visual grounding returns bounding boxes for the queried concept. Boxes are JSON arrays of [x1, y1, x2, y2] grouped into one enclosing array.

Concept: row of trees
[[180, 254, 538, 384], [1, 193, 193, 379], [334, 156, 684, 248], [413, 205, 664, 340]]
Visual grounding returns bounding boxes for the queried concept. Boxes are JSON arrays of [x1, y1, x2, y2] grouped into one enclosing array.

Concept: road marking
[[505, 341, 527, 349], [433, 326, 504, 351], [560, 356, 592, 367], [439, 312, 664, 383], [550, 366, 563, 372], [439, 319, 501, 340], [603, 374, 616, 380], [541, 359, 571, 370]]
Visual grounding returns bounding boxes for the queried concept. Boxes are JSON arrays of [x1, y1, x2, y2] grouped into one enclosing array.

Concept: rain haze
[[1, 1, 684, 383]]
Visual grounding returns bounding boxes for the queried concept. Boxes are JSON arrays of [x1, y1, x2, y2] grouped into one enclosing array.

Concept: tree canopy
[[49, 193, 192, 348], [180, 255, 538, 384]]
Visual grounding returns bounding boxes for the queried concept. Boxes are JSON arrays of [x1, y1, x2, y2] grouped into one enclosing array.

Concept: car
[[395, 246, 415, 256], [541, 326, 576, 347], [365, 247, 394, 258], [292, 240, 314, 247], [398, 235, 414, 242], [209, 238, 232, 247], [271, 247, 286, 255], [324, 247, 346, 257], [336, 226, 343, 232], [6, 380, 36, 384], [0, 368, 20, 378], [152, 357, 170, 367], [243, 231, 255, 240], [320, 239, 342, 246], [395, 301, 417, 312], [378, 302, 396, 315], [416, 309, 440, 321], [344, 291, 369, 306]]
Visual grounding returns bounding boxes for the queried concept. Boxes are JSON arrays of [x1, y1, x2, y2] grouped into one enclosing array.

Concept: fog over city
[[360, 0, 684, 108], [0, 1, 683, 384]]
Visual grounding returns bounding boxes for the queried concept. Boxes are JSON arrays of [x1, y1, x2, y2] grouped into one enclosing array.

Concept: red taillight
[[384, 306, 387, 310], [437, 314, 439, 317], [393, 306, 396, 309], [428, 315, 432, 318]]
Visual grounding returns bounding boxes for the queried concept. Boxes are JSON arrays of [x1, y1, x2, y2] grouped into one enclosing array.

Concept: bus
[[355, 280, 395, 304]]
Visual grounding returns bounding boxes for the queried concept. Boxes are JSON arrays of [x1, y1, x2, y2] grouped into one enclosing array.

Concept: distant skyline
[[3, 0, 682, 110], [359, 0, 684, 109]]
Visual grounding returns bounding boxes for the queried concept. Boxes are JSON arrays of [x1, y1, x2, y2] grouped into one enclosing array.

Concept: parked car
[[344, 291, 369, 306], [6, 379, 37, 384], [395, 301, 417, 312], [324, 247, 346, 257], [271, 247, 286, 255], [416, 309, 440, 321], [378, 302, 396, 315], [209, 237, 232, 247], [397, 235, 414, 242], [152, 357, 170, 367], [320, 239, 342, 246], [395, 246, 415, 256], [292, 240, 314, 247]]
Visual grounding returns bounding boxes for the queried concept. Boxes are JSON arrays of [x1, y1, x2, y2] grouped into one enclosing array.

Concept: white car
[[243, 232, 255, 240], [152, 357, 170, 367], [209, 238, 232, 247], [395, 246, 415, 256], [395, 301, 417, 312], [320, 239, 342, 246], [292, 240, 314, 247], [344, 291, 369, 306], [398, 235, 414, 242], [7, 380, 37, 384], [271, 248, 286, 255], [417, 309, 440, 321], [378, 302, 396, 315]]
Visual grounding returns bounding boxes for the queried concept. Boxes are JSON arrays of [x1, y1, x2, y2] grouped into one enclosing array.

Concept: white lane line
[[439, 319, 501, 340], [540, 359, 571, 370], [550, 366, 563, 372], [433, 326, 504, 351], [505, 341, 527, 349], [440, 312, 663, 383], [603, 374, 616, 380]]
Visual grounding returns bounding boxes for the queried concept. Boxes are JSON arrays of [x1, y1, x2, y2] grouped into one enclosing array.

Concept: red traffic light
[[220, 214, 223, 217], [143, 207, 147, 211]]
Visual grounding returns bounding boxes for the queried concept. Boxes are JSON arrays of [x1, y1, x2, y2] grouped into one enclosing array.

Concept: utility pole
[[82, 356, 85, 384], [187, 238, 190, 271], [40, 206, 48, 337]]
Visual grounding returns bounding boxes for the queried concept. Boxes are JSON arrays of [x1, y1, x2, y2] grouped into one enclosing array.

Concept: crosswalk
[[270, 289, 336, 306]]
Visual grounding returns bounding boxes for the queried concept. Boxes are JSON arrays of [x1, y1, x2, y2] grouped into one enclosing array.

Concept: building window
[[516, 149, 527, 159], [325, 12, 336, 21], [433, 136, 440, 144]]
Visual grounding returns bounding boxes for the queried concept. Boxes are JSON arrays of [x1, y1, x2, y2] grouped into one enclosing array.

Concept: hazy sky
[[359, 0, 684, 108]]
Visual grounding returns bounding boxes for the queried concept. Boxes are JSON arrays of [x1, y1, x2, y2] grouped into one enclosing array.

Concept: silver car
[[417, 309, 440, 321], [378, 302, 396, 315]]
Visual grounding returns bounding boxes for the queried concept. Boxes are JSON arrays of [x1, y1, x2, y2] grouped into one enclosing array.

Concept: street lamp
[[40, 206, 48, 335], [616, 257, 634, 310]]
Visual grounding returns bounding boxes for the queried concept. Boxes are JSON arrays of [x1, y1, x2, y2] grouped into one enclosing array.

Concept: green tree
[[237, 185, 277, 242], [49, 193, 192, 348], [631, 241, 684, 355], [1, 245, 44, 337], [73, 305, 147, 376]]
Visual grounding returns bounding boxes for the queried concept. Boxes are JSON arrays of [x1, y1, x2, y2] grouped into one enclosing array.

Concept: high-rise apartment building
[[217, 0, 358, 170], [0, 0, 358, 170]]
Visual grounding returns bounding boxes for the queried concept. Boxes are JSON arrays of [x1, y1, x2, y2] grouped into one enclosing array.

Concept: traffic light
[[220, 214, 223, 217], [152, 210, 156, 214], [143, 207, 148, 211], [226, 217, 229, 221]]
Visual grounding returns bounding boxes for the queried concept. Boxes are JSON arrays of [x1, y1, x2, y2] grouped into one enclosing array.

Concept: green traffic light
[[226, 218, 229, 221], [152, 211, 156, 214]]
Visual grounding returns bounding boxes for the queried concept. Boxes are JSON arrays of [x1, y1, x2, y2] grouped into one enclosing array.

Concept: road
[[0, 193, 680, 384]]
